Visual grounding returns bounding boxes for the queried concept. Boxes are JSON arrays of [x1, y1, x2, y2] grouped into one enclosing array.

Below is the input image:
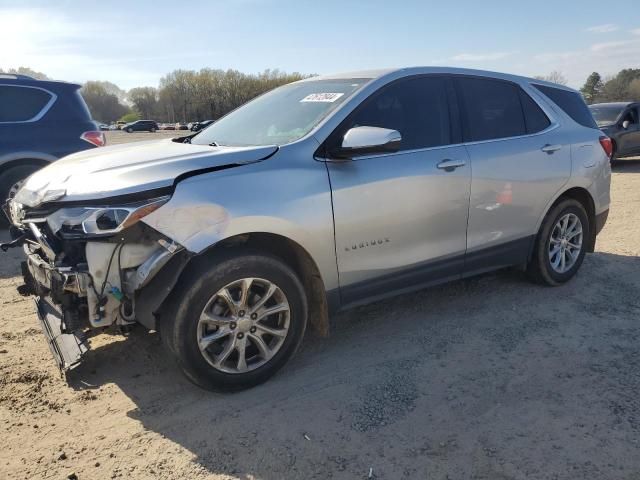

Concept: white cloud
[[631, 28, 640, 35], [590, 40, 632, 52], [0, 7, 179, 89], [526, 38, 640, 87], [451, 52, 511, 62], [586, 24, 619, 33]]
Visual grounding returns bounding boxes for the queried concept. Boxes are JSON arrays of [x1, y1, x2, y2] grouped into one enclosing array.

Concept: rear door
[[325, 75, 471, 305], [456, 76, 571, 275]]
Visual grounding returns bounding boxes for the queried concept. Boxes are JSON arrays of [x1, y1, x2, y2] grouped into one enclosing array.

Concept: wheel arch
[[158, 232, 331, 338], [0, 157, 52, 176], [535, 186, 597, 254]]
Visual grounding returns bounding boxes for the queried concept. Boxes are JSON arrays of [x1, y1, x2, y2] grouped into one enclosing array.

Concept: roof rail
[[0, 73, 36, 80]]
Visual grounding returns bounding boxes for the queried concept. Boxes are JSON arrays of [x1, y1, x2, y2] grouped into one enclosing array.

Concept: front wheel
[[527, 198, 589, 286], [126, 127, 133, 133], [162, 251, 308, 391]]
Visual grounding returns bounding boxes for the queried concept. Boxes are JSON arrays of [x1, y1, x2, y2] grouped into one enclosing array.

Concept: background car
[[175, 122, 189, 130], [191, 120, 215, 132], [0, 74, 104, 214], [589, 102, 640, 161], [123, 120, 159, 133]]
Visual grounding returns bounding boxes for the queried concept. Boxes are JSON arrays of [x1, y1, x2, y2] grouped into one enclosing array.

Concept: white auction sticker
[[300, 92, 345, 103]]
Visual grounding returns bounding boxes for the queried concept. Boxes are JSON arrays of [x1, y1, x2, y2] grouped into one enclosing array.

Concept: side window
[[519, 90, 551, 134], [622, 108, 638, 125], [338, 76, 452, 152], [457, 77, 526, 142], [532, 84, 598, 129], [0, 85, 53, 122]]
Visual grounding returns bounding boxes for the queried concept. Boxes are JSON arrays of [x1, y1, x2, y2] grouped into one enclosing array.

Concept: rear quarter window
[[519, 90, 551, 134], [532, 84, 597, 129], [0, 85, 53, 122]]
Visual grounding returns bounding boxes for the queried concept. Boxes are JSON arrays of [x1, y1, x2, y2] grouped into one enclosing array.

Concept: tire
[[126, 128, 133, 133], [0, 165, 40, 226], [150, 128, 156, 133], [162, 250, 308, 391], [527, 198, 590, 286]]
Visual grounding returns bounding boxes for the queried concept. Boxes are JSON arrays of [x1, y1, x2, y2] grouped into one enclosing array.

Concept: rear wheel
[[527, 198, 589, 286], [162, 251, 308, 391]]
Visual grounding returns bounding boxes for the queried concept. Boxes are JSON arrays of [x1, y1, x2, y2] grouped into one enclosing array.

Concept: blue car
[[0, 74, 104, 210]]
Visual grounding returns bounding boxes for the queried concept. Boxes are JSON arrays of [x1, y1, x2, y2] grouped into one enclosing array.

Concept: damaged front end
[[1, 195, 190, 371]]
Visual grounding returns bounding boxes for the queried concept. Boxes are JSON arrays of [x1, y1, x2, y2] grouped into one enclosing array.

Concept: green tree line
[[579, 69, 640, 104], [90, 68, 309, 123]]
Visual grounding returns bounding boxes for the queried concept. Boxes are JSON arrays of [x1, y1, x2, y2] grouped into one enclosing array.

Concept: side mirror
[[330, 126, 402, 160], [622, 120, 631, 129]]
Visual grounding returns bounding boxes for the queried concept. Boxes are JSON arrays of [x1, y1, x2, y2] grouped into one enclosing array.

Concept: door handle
[[437, 159, 466, 171], [541, 144, 562, 154]]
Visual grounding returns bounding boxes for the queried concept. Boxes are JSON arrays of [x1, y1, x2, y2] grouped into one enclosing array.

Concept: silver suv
[[2, 67, 611, 391]]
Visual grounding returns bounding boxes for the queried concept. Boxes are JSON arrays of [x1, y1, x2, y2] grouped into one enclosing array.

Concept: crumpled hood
[[15, 139, 278, 207]]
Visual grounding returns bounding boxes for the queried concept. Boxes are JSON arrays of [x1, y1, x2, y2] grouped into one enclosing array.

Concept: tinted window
[[589, 104, 625, 126], [520, 90, 551, 133], [533, 84, 598, 129], [0, 85, 52, 122], [340, 76, 451, 151], [457, 77, 526, 142]]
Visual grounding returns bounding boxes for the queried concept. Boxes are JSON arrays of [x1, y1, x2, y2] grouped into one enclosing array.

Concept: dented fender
[[141, 145, 340, 293]]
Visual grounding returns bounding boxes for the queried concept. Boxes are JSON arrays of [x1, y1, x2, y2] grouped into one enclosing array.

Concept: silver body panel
[[11, 66, 611, 322]]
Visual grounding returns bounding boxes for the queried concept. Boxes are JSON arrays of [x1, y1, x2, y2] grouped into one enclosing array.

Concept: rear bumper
[[595, 208, 609, 236]]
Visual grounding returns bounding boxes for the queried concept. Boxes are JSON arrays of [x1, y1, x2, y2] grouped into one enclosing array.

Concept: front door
[[324, 75, 471, 306]]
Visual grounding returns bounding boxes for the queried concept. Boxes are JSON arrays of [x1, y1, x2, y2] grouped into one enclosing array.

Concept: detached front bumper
[[22, 245, 92, 371], [35, 296, 89, 371]]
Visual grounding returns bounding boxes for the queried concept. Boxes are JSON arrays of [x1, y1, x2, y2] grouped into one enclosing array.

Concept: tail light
[[81, 131, 106, 147], [599, 135, 613, 160]]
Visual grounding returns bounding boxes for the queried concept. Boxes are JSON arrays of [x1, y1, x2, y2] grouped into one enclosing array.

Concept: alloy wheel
[[197, 277, 290, 374], [548, 213, 583, 274]]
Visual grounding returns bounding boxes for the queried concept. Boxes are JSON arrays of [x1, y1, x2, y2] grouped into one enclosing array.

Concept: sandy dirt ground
[[1, 133, 640, 479]]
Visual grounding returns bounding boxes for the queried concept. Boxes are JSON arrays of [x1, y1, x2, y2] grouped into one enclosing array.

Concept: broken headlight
[[47, 196, 169, 237]]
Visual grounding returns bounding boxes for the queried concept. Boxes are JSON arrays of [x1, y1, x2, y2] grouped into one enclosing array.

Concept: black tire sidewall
[[169, 252, 308, 391], [536, 200, 589, 285]]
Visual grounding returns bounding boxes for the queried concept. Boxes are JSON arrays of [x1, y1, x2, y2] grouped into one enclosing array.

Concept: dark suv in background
[[123, 120, 159, 133], [0, 74, 104, 209], [589, 102, 640, 161]]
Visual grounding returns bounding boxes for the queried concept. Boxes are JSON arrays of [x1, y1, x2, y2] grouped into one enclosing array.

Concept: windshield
[[191, 78, 368, 147], [589, 105, 624, 126]]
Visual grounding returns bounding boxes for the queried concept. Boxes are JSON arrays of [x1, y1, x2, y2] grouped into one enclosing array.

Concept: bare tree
[[534, 71, 568, 86]]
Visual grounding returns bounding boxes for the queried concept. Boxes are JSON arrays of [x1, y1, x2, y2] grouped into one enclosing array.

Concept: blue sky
[[1, 0, 639, 89]]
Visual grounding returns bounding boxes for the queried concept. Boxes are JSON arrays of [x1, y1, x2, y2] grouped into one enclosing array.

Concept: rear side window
[[519, 90, 551, 133], [340, 76, 452, 151], [457, 77, 526, 142], [0, 85, 53, 122], [532, 84, 598, 129]]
